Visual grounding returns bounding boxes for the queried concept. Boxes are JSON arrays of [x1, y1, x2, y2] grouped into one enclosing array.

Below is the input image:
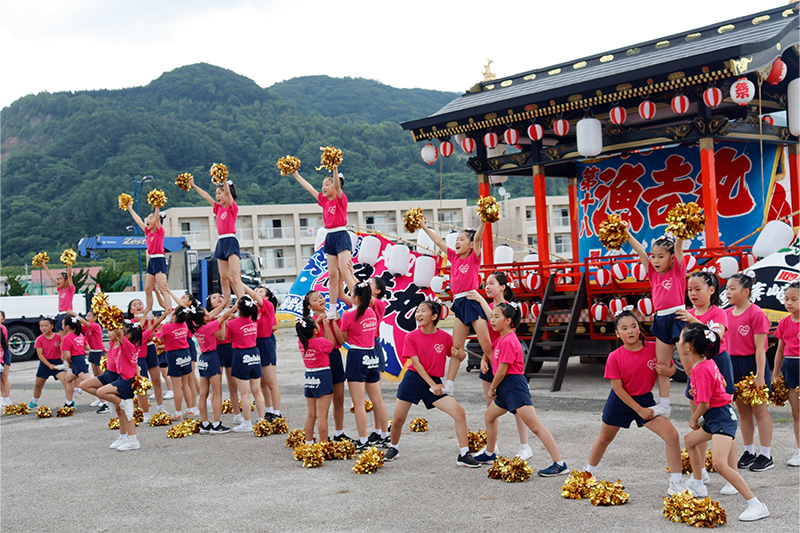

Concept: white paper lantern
[[358, 235, 381, 266], [348, 231, 359, 255], [685, 254, 697, 272], [314, 227, 328, 251], [494, 245, 514, 264], [415, 228, 435, 255], [611, 262, 628, 281], [413, 256, 436, 287], [523, 253, 538, 264], [789, 79, 800, 137], [454, 133, 467, 145], [430, 275, 446, 293], [386, 245, 411, 276], [445, 232, 459, 250], [730, 78, 755, 106], [420, 143, 438, 165], [577, 117, 602, 157], [716, 256, 739, 279], [753, 220, 796, 258]]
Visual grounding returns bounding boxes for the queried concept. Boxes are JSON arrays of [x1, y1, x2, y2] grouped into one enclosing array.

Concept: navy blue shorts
[[88, 350, 104, 366], [257, 336, 277, 367], [730, 354, 772, 392], [323, 230, 351, 256], [146, 257, 168, 275], [70, 355, 89, 375], [214, 236, 240, 260], [36, 361, 65, 381], [304, 369, 333, 398], [493, 374, 533, 414], [166, 348, 192, 378], [232, 348, 262, 380], [479, 361, 494, 383], [602, 389, 656, 428], [374, 337, 385, 373], [158, 349, 168, 367], [145, 344, 159, 369], [198, 350, 221, 378], [650, 313, 686, 345], [188, 341, 197, 362], [686, 350, 736, 399], [137, 358, 150, 379], [396, 370, 447, 409], [330, 349, 345, 385], [55, 313, 66, 332], [217, 343, 233, 368], [451, 298, 486, 325], [345, 347, 381, 383], [702, 404, 738, 438], [110, 377, 135, 400], [783, 358, 800, 389], [97, 370, 120, 386]]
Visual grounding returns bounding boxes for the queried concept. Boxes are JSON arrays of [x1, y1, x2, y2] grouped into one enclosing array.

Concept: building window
[[554, 235, 572, 254], [261, 248, 296, 270], [553, 208, 570, 229], [527, 236, 538, 247], [180, 221, 205, 243], [259, 219, 294, 240], [301, 245, 314, 261]]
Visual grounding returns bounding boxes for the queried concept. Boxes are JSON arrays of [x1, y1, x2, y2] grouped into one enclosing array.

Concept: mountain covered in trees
[[1, 63, 564, 265]]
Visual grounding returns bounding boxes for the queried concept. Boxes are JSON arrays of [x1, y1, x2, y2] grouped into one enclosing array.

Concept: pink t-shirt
[[403, 328, 453, 378], [447, 248, 481, 294], [116, 338, 139, 380], [213, 200, 238, 235], [775, 315, 800, 358], [648, 255, 688, 311], [726, 304, 770, 356], [316, 318, 342, 349], [145, 226, 165, 255], [227, 316, 258, 349], [35, 333, 62, 360], [195, 320, 221, 353], [317, 192, 348, 228], [604, 342, 663, 396], [137, 329, 152, 359], [61, 332, 86, 357], [58, 284, 75, 312], [256, 301, 276, 338], [339, 308, 378, 348], [300, 337, 334, 369], [372, 299, 388, 340], [688, 306, 729, 354], [157, 322, 190, 351], [690, 358, 732, 407], [492, 331, 525, 375], [83, 322, 104, 352], [488, 302, 501, 345]]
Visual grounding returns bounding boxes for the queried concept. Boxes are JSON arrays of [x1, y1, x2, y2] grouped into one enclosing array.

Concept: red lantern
[[611, 263, 629, 281], [609, 106, 626, 126], [740, 253, 757, 270], [504, 128, 519, 145], [595, 268, 611, 287], [461, 137, 476, 154], [762, 115, 775, 126], [703, 87, 723, 108], [484, 132, 499, 149], [531, 303, 542, 321], [439, 305, 449, 320], [525, 273, 542, 291], [765, 57, 787, 85], [637, 297, 654, 316], [671, 95, 690, 114], [730, 78, 755, 106], [632, 263, 647, 281], [420, 143, 438, 165], [609, 297, 628, 316], [638, 100, 656, 120], [553, 118, 570, 137], [527, 123, 544, 141], [518, 302, 529, 319], [685, 254, 697, 272], [440, 140, 454, 158], [591, 302, 609, 322]]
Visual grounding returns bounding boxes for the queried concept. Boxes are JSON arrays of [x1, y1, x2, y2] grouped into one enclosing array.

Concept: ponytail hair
[[689, 271, 721, 307], [172, 306, 190, 324], [353, 281, 372, 321], [217, 180, 237, 200], [295, 316, 316, 351], [371, 277, 387, 299], [237, 295, 259, 321], [495, 302, 522, 330], [488, 271, 515, 302], [680, 322, 721, 360], [186, 307, 206, 334], [123, 321, 143, 346], [63, 314, 82, 335], [418, 300, 443, 326], [258, 286, 278, 310], [459, 228, 477, 242]]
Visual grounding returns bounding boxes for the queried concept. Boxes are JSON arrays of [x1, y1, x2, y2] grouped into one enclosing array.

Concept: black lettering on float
[[386, 284, 426, 333]]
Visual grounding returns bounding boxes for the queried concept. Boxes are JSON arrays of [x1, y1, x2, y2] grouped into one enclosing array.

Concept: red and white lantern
[[531, 303, 542, 321], [595, 268, 611, 287], [504, 128, 519, 145], [525, 273, 542, 291], [671, 95, 690, 114], [553, 118, 570, 137], [611, 262, 629, 281], [632, 263, 647, 281], [609, 105, 626, 125], [461, 137, 476, 154], [440, 140, 454, 158], [518, 302, 529, 320], [740, 253, 757, 270], [730, 78, 755, 106], [637, 297, 654, 316], [527, 123, 544, 141], [420, 143, 438, 165], [591, 302, 609, 322], [685, 254, 697, 272], [765, 57, 787, 85], [761, 115, 775, 126], [703, 87, 723, 108], [439, 304, 449, 320], [639, 100, 656, 120], [609, 297, 628, 317], [483, 132, 499, 149]]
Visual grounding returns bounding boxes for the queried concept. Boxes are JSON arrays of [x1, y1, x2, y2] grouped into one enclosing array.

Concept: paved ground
[[2, 330, 798, 532]]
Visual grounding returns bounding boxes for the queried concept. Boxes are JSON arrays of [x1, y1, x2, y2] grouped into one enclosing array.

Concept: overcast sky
[[0, 0, 780, 109]]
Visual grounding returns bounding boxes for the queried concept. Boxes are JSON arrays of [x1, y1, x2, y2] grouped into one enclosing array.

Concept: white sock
[[119, 434, 128, 440], [265, 407, 274, 414], [359, 437, 368, 444], [32, 397, 40, 403], [389, 443, 399, 450], [493, 445, 500, 454], [701, 468, 708, 477], [213, 420, 221, 426], [556, 461, 565, 467], [692, 478, 704, 488], [273, 410, 280, 416], [128, 435, 138, 443], [744, 444, 755, 454], [660, 397, 670, 407], [586, 465, 597, 475], [305, 440, 314, 445], [334, 429, 344, 437], [381, 431, 389, 439], [746, 497, 762, 506], [446, 380, 455, 388], [157, 404, 163, 411], [460, 446, 469, 456], [670, 473, 682, 483], [759, 446, 771, 459]]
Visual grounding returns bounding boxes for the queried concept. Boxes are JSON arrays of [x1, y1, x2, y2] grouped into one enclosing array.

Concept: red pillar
[[533, 165, 550, 269], [789, 144, 800, 230], [568, 177, 579, 262], [699, 138, 720, 248], [478, 175, 494, 265]]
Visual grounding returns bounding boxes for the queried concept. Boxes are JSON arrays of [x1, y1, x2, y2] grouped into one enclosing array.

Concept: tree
[[72, 268, 91, 294], [92, 261, 128, 293], [2, 272, 29, 296]]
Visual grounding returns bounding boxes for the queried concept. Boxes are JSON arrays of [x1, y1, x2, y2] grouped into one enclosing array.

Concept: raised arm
[[65, 263, 74, 288], [472, 219, 486, 257], [152, 206, 162, 231], [291, 170, 319, 200], [243, 285, 264, 308], [215, 305, 238, 324], [624, 222, 650, 270], [331, 167, 343, 198], [674, 238, 684, 266], [420, 220, 447, 253], [189, 176, 215, 206], [127, 204, 146, 232], [207, 301, 228, 320], [41, 263, 57, 284]]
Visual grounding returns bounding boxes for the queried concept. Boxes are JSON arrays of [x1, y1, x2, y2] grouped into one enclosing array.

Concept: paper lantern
[[494, 245, 514, 264], [387, 245, 411, 276], [671, 95, 690, 114], [577, 117, 602, 158], [503, 128, 519, 145], [439, 304, 450, 320], [348, 231, 359, 255], [430, 276, 446, 293], [753, 220, 795, 258], [518, 302, 529, 320], [416, 229, 435, 255], [765, 57, 787, 85], [761, 115, 775, 126], [525, 273, 541, 291], [740, 253, 757, 270], [527, 123, 544, 141], [685, 254, 697, 272], [609, 106, 626, 126], [609, 298, 628, 316], [413, 256, 436, 288], [553, 119, 570, 137], [461, 137, 476, 154], [445, 232, 458, 250], [637, 297, 654, 316], [789, 79, 800, 137], [454, 133, 467, 145], [358, 235, 381, 266], [638, 100, 656, 120], [716, 256, 739, 279], [632, 263, 647, 281], [611, 262, 628, 281], [483, 132, 499, 149], [595, 268, 611, 287], [440, 141, 454, 158], [523, 253, 538, 264], [591, 302, 609, 322], [730, 78, 755, 106], [531, 303, 542, 321], [703, 87, 723, 108], [314, 227, 328, 251], [420, 143, 438, 165]]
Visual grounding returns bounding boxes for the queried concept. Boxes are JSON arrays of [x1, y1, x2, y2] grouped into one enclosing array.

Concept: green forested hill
[[1, 63, 562, 265]]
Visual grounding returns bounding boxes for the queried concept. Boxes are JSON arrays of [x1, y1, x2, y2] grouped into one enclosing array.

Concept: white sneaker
[[326, 308, 337, 320], [691, 483, 708, 497], [442, 383, 455, 395], [720, 482, 739, 495], [738, 503, 769, 522], [142, 413, 152, 425], [652, 403, 672, 418], [232, 422, 253, 433], [54, 363, 69, 371], [188, 407, 200, 416], [117, 440, 141, 451], [73, 388, 83, 398], [788, 450, 800, 467], [515, 444, 534, 461], [233, 414, 245, 425], [164, 390, 174, 400], [109, 436, 127, 449], [119, 399, 134, 422], [668, 480, 692, 496], [686, 471, 710, 485], [90, 399, 102, 407]]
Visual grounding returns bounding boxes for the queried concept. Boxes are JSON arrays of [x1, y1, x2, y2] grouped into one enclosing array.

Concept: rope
[[347, 224, 440, 255]]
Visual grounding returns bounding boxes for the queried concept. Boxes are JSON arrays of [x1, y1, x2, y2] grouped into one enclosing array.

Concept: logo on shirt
[[689, 382, 696, 398], [646, 358, 657, 371], [60, 293, 65, 300], [434, 344, 444, 354], [738, 325, 750, 336], [361, 318, 377, 331], [459, 264, 469, 274], [305, 376, 321, 388], [220, 212, 228, 220], [328, 206, 336, 215], [172, 331, 186, 340], [242, 354, 261, 365], [242, 324, 258, 335], [662, 279, 672, 291]]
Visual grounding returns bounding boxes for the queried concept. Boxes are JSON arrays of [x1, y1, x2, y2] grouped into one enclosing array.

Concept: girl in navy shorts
[[681, 323, 770, 522], [29, 317, 72, 409], [772, 281, 800, 467], [156, 306, 196, 419], [59, 314, 91, 402], [474, 303, 568, 477], [227, 295, 267, 433], [99, 322, 143, 452], [254, 286, 281, 422], [126, 201, 170, 312], [585, 310, 686, 495], [206, 293, 242, 424], [128, 299, 173, 406], [296, 316, 335, 444]]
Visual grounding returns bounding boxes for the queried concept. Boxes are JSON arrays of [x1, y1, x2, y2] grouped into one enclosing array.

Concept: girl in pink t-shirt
[[29, 317, 72, 408], [773, 281, 800, 467], [585, 310, 684, 494], [227, 295, 267, 433], [420, 218, 492, 396], [254, 286, 281, 421], [296, 316, 336, 444], [0, 311, 10, 407], [126, 202, 170, 312], [291, 166, 357, 320], [725, 271, 774, 472], [98, 323, 144, 451], [41, 261, 74, 335]]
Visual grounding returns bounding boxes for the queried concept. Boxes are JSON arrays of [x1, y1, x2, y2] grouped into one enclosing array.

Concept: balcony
[[366, 223, 396, 234], [298, 225, 322, 239], [236, 227, 253, 243], [259, 226, 295, 241], [261, 256, 297, 271], [181, 230, 210, 248]]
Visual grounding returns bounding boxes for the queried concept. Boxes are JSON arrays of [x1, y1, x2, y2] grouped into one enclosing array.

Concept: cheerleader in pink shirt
[[126, 203, 170, 312], [772, 281, 800, 467], [59, 315, 91, 404], [227, 295, 267, 433], [255, 286, 281, 421], [0, 310, 11, 407], [41, 262, 74, 334], [28, 317, 71, 409], [156, 307, 197, 419], [296, 316, 336, 443], [99, 322, 143, 452]]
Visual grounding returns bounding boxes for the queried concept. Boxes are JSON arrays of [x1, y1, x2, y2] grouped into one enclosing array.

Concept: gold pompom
[[32, 252, 49, 268], [4, 402, 30, 415], [133, 408, 144, 425], [666, 448, 694, 474], [269, 416, 289, 434], [277, 156, 301, 176], [294, 443, 326, 468], [663, 491, 727, 527], [221, 399, 233, 414], [147, 189, 167, 209], [468, 429, 487, 453], [109, 417, 120, 429], [561, 470, 598, 499], [350, 400, 374, 413], [598, 214, 629, 250], [167, 418, 201, 438], [60, 248, 77, 266], [734, 373, 770, 406], [99, 356, 107, 372], [253, 419, 273, 437], [487, 457, 511, 479], [476, 196, 501, 223], [148, 412, 172, 426], [403, 207, 424, 233], [91, 292, 109, 313], [486, 456, 532, 482], [209, 163, 229, 185], [771, 375, 789, 407], [118, 193, 133, 210], [175, 173, 193, 191], [316, 146, 344, 171], [353, 447, 385, 474], [35, 406, 52, 418], [332, 441, 358, 460], [705, 449, 716, 473], [665, 202, 706, 241], [588, 479, 629, 506], [57, 405, 76, 417], [286, 429, 306, 448], [153, 337, 164, 355], [97, 305, 125, 331], [409, 417, 428, 432], [132, 376, 153, 396]]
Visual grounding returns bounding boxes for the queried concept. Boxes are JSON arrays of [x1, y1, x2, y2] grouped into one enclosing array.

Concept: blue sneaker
[[538, 462, 568, 477], [28, 400, 39, 409], [473, 451, 497, 464]]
